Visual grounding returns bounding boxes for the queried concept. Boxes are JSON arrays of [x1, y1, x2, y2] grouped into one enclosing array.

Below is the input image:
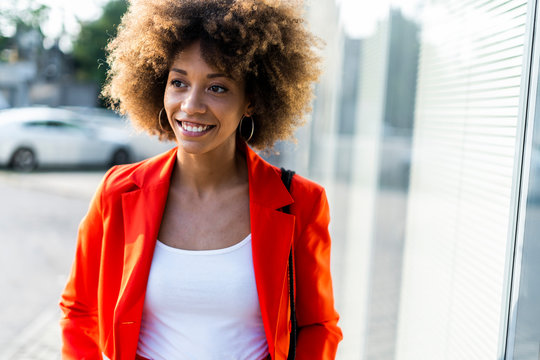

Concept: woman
[[59, 0, 342, 359]]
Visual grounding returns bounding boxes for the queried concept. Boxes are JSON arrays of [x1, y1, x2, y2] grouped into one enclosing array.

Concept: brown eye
[[209, 85, 227, 93], [171, 80, 186, 88]]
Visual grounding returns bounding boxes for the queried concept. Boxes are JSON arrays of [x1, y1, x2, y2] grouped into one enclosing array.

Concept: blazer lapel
[[113, 148, 177, 359], [244, 145, 295, 357]]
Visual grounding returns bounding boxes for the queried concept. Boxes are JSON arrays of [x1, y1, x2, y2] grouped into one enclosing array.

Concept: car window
[[23, 121, 48, 128], [22, 120, 85, 133], [46, 120, 72, 128], [47, 120, 88, 131]]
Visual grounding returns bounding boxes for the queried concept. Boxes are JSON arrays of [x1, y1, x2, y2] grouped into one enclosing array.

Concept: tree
[[71, 0, 127, 91], [0, 0, 50, 61], [0, 1, 50, 38]]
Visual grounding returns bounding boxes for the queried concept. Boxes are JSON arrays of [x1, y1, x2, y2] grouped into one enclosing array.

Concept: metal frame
[[502, 0, 540, 358]]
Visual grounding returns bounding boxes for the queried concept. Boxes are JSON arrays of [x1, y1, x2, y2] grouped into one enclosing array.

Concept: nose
[[181, 87, 206, 115]]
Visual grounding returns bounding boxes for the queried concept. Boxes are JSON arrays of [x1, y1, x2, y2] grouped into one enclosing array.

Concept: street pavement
[[0, 169, 105, 359]]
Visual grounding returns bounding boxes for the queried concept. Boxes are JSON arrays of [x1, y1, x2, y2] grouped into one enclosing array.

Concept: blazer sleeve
[[59, 170, 110, 359], [294, 187, 343, 359]]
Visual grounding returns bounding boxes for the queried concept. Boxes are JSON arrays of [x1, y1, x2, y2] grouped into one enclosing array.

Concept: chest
[[142, 235, 259, 320], [157, 185, 250, 250]]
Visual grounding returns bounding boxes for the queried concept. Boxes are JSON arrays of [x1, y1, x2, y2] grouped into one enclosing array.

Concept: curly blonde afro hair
[[102, 0, 322, 150]]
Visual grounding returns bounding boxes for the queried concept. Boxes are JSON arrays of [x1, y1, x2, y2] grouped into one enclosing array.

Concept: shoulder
[[246, 145, 324, 198], [267, 163, 327, 220], [289, 172, 329, 226], [248, 146, 326, 204], [289, 171, 325, 200], [99, 147, 177, 197]]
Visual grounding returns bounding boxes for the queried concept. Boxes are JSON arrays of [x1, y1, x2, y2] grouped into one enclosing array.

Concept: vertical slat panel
[[396, 0, 528, 359]]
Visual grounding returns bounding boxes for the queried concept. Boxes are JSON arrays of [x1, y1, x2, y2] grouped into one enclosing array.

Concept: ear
[[244, 96, 255, 116], [245, 106, 255, 116]]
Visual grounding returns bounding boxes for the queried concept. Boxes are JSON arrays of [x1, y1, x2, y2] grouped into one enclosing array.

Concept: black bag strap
[[280, 168, 297, 360]]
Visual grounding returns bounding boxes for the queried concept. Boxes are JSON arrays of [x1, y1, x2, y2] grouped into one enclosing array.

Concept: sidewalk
[[0, 309, 61, 359], [0, 170, 104, 200], [0, 170, 103, 360]]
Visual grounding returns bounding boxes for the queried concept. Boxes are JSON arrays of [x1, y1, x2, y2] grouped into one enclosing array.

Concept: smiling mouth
[[177, 120, 215, 133]]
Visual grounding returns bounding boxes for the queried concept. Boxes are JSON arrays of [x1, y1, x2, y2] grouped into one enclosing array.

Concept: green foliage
[[0, 1, 49, 37], [0, 0, 50, 62], [0, 35, 11, 62], [15, 3, 49, 32], [72, 0, 128, 87], [0, 36, 10, 51]]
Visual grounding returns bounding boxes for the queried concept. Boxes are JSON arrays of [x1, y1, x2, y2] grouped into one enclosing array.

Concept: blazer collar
[[126, 146, 178, 189], [241, 141, 293, 210], [122, 142, 294, 210]]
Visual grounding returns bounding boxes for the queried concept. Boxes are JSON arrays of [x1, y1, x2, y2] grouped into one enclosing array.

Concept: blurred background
[[1, 0, 540, 359]]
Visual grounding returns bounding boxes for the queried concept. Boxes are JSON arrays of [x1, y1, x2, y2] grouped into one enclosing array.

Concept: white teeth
[[181, 122, 209, 133]]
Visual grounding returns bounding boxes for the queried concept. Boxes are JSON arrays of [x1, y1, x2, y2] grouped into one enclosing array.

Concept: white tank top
[[136, 234, 269, 360]]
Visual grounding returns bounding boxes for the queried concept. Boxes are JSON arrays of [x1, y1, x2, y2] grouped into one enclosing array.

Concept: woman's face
[[164, 41, 251, 155]]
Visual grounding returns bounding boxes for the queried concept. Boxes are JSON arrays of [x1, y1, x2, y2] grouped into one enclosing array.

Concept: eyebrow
[[170, 68, 229, 79]]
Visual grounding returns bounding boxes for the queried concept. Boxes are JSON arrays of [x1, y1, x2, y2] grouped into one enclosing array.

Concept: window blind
[[396, 0, 528, 359]]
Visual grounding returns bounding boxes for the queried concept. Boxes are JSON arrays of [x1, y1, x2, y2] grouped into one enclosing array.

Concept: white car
[[61, 106, 176, 162], [0, 107, 133, 171]]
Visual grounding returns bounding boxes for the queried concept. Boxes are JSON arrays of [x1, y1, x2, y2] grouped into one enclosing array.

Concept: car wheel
[[110, 149, 130, 166], [11, 148, 37, 172]]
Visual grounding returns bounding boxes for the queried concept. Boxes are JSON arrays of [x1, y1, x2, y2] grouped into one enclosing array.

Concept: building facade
[[275, 0, 540, 359]]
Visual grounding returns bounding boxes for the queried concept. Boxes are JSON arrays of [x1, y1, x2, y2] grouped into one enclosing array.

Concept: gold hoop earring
[[158, 107, 168, 132], [239, 115, 254, 142]]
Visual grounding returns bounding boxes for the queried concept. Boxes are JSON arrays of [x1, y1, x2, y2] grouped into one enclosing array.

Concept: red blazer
[[59, 143, 342, 360]]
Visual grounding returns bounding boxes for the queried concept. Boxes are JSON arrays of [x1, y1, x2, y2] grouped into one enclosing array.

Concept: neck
[[173, 139, 247, 196]]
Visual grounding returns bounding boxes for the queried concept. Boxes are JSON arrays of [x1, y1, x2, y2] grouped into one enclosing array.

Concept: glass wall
[[396, 1, 529, 358], [508, 0, 540, 357], [272, 0, 540, 358]]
